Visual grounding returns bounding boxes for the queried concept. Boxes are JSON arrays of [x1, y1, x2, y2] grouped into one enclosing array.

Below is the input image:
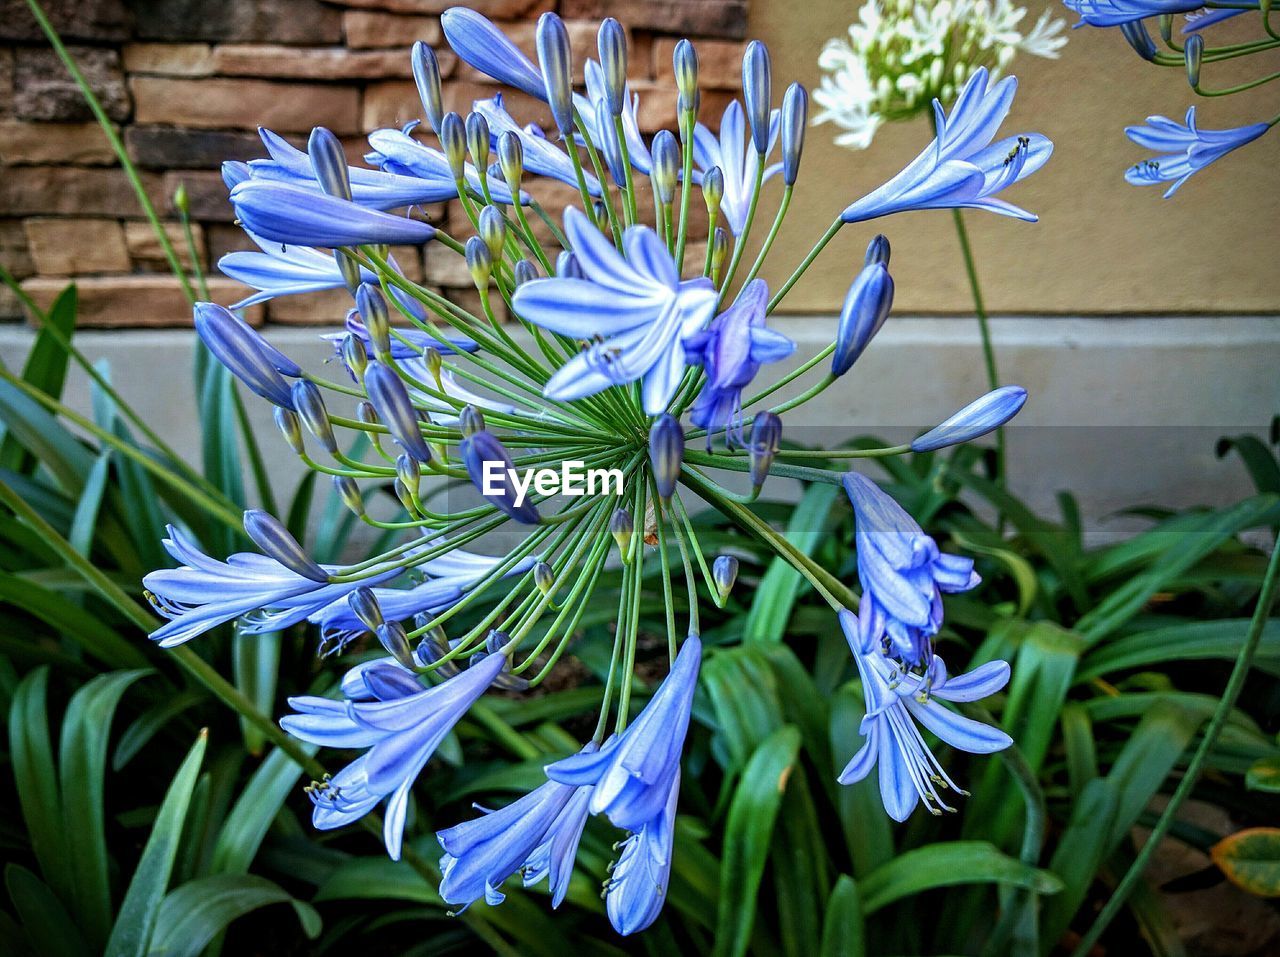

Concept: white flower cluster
[[814, 0, 1066, 149]]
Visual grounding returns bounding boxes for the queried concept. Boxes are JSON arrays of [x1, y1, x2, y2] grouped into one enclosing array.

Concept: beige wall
[[750, 1, 1280, 314]]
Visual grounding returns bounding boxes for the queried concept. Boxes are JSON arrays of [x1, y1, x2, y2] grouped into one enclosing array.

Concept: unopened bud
[[465, 235, 493, 288], [466, 111, 491, 174], [478, 205, 507, 260], [173, 182, 190, 215], [459, 405, 485, 436], [533, 561, 555, 595], [394, 477, 417, 513], [598, 18, 628, 116], [910, 386, 1028, 452], [497, 130, 523, 194], [609, 508, 634, 553], [864, 234, 890, 267], [291, 379, 337, 453], [377, 620, 416, 670], [649, 413, 684, 500], [673, 39, 698, 105], [742, 41, 772, 155], [1184, 34, 1202, 88], [341, 332, 368, 380], [396, 453, 420, 499], [308, 127, 351, 201], [556, 251, 583, 278], [536, 13, 575, 135], [244, 509, 328, 582], [710, 227, 729, 272], [702, 165, 724, 221], [364, 361, 432, 463], [355, 284, 392, 359], [1120, 20, 1158, 61], [713, 555, 739, 602], [780, 82, 807, 185], [349, 586, 385, 632], [333, 474, 364, 516], [749, 412, 782, 490], [832, 262, 893, 376], [356, 400, 378, 426], [440, 112, 467, 180], [650, 130, 679, 205], [412, 42, 444, 132], [513, 259, 539, 286], [275, 407, 305, 454]]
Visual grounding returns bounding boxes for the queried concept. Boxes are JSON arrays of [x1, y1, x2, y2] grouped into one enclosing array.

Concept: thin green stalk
[[1069, 540, 1280, 957], [768, 218, 842, 312]]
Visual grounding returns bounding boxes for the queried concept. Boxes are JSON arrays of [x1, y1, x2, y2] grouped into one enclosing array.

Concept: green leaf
[[1077, 619, 1280, 683], [105, 731, 208, 957], [819, 876, 866, 957], [68, 451, 111, 558], [58, 669, 151, 949], [1216, 434, 1280, 495], [1246, 756, 1280, 793], [1212, 828, 1280, 897], [7, 669, 69, 907], [232, 627, 281, 756], [713, 725, 802, 957], [1041, 777, 1119, 950], [0, 285, 76, 474], [744, 483, 840, 642], [211, 743, 314, 875], [859, 842, 1063, 915], [148, 874, 321, 957], [950, 530, 1038, 617], [829, 684, 892, 879], [5, 863, 89, 957], [0, 573, 147, 669]]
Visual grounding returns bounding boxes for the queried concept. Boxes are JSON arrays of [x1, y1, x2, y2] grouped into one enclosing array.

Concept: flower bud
[[513, 259, 539, 287], [424, 346, 442, 382], [394, 477, 417, 514], [364, 361, 432, 463], [556, 250, 583, 279], [649, 413, 684, 500], [780, 82, 807, 186], [377, 620, 416, 670], [440, 111, 467, 180], [864, 234, 890, 267], [173, 182, 189, 215], [749, 412, 782, 490], [702, 165, 724, 221], [348, 586, 385, 633], [533, 561, 555, 595], [396, 453, 420, 499], [673, 39, 698, 105], [291, 379, 337, 453], [1119, 20, 1158, 62], [466, 111, 491, 176], [460, 429, 540, 523], [1158, 14, 1174, 44], [244, 508, 328, 583], [649, 130, 679, 205], [536, 12, 575, 135], [1184, 34, 1203, 88], [355, 284, 392, 359], [710, 226, 729, 272], [340, 331, 368, 380], [910, 386, 1028, 452], [832, 262, 893, 376], [193, 302, 296, 409], [275, 407, 305, 454], [308, 127, 351, 201], [497, 130, 523, 194], [459, 404, 485, 436], [712, 555, 739, 602], [333, 474, 364, 516], [465, 235, 493, 288], [482, 630, 528, 691], [413, 629, 458, 676], [598, 18, 628, 116], [609, 508, 634, 553], [742, 40, 772, 155], [478, 205, 507, 260], [356, 400, 378, 427], [412, 42, 445, 132]]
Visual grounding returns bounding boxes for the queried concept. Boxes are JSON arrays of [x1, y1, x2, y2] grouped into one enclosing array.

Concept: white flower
[[814, 0, 1067, 150]]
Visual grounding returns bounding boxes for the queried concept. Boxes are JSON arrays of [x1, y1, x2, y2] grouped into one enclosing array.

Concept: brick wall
[[0, 0, 748, 327]]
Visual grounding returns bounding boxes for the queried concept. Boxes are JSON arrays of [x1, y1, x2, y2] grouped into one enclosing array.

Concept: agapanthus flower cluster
[[142, 6, 1047, 936], [1062, 1, 1278, 193], [815, 0, 1067, 148]]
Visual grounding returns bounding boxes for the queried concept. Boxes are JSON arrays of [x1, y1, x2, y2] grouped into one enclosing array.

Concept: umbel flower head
[[142, 5, 1039, 936], [815, 0, 1066, 149]]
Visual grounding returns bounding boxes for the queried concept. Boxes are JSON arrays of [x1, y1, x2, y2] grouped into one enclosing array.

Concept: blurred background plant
[[2, 2, 1279, 956]]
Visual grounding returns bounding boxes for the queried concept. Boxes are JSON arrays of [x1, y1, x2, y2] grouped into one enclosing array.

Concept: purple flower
[[693, 101, 781, 235], [510, 209, 718, 415], [840, 68, 1052, 224], [282, 650, 506, 859], [1063, 0, 1209, 28], [1125, 106, 1269, 197], [842, 471, 980, 665], [837, 610, 1011, 820], [545, 634, 700, 830], [684, 279, 794, 443]]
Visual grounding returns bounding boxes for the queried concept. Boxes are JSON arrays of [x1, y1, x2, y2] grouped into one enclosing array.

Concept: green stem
[[1069, 539, 1280, 957]]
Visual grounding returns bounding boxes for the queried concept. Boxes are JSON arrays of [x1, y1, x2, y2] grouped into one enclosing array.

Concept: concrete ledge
[[3, 315, 1277, 536]]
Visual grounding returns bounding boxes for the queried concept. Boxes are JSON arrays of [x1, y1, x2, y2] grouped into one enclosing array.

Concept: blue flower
[[840, 68, 1052, 224], [521, 779, 593, 907], [460, 429, 541, 524], [364, 126, 519, 204], [605, 769, 679, 935], [1125, 106, 1269, 197], [310, 549, 536, 652], [143, 525, 400, 647], [577, 59, 653, 178], [438, 777, 579, 909], [693, 101, 781, 235], [193, 302, 300, 408], [511, 209, 717, 415], [545, 634, 700, 830], [684, 279, 794, 443], [471, 93, 602, 195], [230, 180, 437, 248], [219, 232, 362, 309], [322, 310, 477, 365], [282, 650, 506, 859], [842, 471, 980, 665], [837, 610, 1011, 820], [441, 7, 546, 101], [1063, 0, 1211, 28]]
